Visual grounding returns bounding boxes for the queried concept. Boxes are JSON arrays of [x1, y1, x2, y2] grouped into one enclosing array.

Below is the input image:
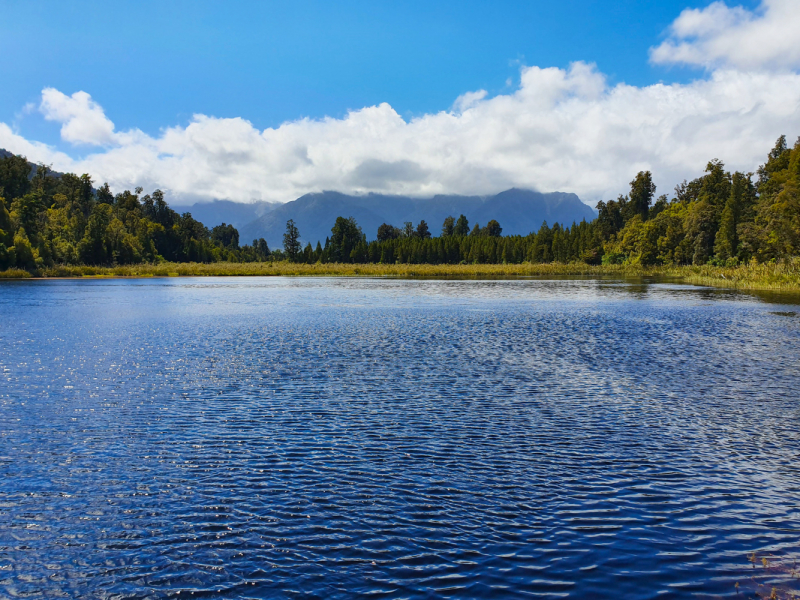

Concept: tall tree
[[595, 199, 623, 240], [714, 172, 749, 261], [283, 219, 302, 261], [454, 214, 469, 236], [484, 219, 502, 237], [628, 171, 656, 220], [377, 222, 400, 241], [330, 216, 364, 262], [441, 216, 455, 237], [96, 183, 114, 204], [416, 220, 431, 239], [254, 238, 270, 258]]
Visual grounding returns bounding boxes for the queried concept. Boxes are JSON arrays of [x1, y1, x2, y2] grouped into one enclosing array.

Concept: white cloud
[[39, 88, 117, 146], [650, 0, 800, 70], [1, 1, 799, 206], [453, 89, 488, 113], [0, 122, 75, 166]]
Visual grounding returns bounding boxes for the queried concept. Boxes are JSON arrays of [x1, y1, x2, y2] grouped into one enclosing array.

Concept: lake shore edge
[[2, 261, 800, 292]]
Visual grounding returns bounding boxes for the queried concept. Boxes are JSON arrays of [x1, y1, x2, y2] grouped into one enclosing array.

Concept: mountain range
[[186, 189, 597, 248], [1, 148, 596, 247], [173, 199, 276, 232]]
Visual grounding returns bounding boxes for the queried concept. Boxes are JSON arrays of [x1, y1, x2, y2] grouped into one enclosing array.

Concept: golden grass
[[659, 261, 800, 291], [1, 260, 799, 292]]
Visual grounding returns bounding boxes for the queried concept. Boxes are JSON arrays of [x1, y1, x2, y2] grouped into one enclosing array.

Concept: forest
[[1, 135, 798, 272]]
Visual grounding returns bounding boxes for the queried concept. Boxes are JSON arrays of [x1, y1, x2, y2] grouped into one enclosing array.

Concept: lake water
[[1, 277, 799, 599]]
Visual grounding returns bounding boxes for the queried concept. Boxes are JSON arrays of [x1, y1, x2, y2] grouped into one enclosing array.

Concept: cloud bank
[[1, 0, 799, 205], [650, 0, 800, 70]]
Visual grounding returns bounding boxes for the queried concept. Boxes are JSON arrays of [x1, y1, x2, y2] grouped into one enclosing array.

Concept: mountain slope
[[174, 200, 277, 232], [239, 189, 596, 248]]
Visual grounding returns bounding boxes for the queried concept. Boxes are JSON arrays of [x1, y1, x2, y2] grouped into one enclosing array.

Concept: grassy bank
[[1, 260, 800, 292]]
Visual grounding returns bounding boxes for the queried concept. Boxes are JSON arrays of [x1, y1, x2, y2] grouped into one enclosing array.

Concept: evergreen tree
[[596, 199, 623, 239], [454, 214, 469, 236], [441, 216, 455, 237], [484, 219, 502, 237], [330, 216, 364, 262], [714, 172, 749, 261], [211, 223, 239, 249], [283, 219, 302, 261], [377, 222, 400, 241], [628, 171, 656, 220], [416, 220, 431, 239]]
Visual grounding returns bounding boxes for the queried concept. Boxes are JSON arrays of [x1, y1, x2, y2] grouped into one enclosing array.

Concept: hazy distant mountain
[[239, 189, 596, 248], [1, 147, 596, 246], [174, 200, 278, 231]]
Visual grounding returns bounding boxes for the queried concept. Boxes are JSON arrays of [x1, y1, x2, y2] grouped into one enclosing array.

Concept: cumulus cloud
[[1, 1, 799, 205], [651, 0, 800, 70], [453, 89, 488, 113], [39, 88, 117, 146]]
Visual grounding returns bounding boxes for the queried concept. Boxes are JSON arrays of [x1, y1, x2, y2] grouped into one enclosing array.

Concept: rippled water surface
[[1, 277, 800, 599]]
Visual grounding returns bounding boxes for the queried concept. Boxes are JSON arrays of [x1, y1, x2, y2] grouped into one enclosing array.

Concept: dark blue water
[[1, 277, 799, 599]]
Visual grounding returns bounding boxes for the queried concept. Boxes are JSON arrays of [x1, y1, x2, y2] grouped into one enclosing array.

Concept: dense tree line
[[0, 159, 270, 270], [283, 136, 800, 266], [2, 135, 799, 271]]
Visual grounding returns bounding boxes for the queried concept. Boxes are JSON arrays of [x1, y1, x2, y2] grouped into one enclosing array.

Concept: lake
[[1, 277, 799, 599]]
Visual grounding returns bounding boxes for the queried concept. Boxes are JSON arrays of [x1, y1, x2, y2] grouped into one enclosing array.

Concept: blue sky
[[0, 0, 797, 204], [1, 0, 757, 144]]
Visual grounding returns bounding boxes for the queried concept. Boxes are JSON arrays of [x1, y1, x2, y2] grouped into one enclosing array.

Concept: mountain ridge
[[172, 199, 277, 232], [1, 148, 596, 247], [236, 189, 596, 248]]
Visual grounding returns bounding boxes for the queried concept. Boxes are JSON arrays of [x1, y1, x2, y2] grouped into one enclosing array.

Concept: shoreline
[[2, 261, 800, 293]]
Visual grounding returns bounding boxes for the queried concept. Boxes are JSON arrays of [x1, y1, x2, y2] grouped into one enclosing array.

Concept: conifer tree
[[454, 214, 469, 236], [283, 219, 302, 261]]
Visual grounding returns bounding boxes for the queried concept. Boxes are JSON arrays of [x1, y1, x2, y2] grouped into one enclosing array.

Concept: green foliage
[[601, 138, 800, 266], [416, 220, 431, 239], [4, 136, 800, 273], [377, 222, 401, 241], [329, 216, 365, 262], [595, 198, 624, 239], [78, 203, 113, 264], [0, 154, 31, 200], [441, 216, 455, 237], [0, 152, 273, 271], [0, 196, 13, 247], [484, 220, 502, 237], [13, 228, 38, 270], [211, 223, 240, 249], [454, 214, 469, 236], [628, 171, 656, 220], [283, 219, 302, 261]]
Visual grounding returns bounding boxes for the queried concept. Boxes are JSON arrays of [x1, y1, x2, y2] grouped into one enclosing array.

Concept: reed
[[737, 552, 799, 599], [1, 260, 800, 292]]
